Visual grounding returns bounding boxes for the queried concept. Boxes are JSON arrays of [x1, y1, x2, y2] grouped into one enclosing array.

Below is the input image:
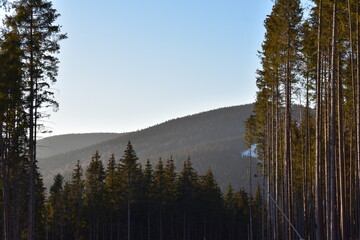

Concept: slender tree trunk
[[337, 53, 346, 240], [315, 1, 323, 239], [303, 73, 310, 239], [347, 0, 356, 237], [356, 1, 360, 237], [285, 29, 292, 240], [275, 82, 280, 240], [329, 2, 337, 239], [266, 112, 271, 240], [324, 45, 331, 240], [1, 118, 10, 240], [249, 149, 253, 240], [262, 171, 265, 240], [27, 4, 36, 239]]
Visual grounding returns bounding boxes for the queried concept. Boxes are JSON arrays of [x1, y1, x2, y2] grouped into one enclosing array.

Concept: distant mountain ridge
[[37, 133, 123, 158], [37, 104, 255, 190]]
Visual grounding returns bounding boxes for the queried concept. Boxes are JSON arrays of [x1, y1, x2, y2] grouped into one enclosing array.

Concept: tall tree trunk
[[356, 1, 360, 237], [1, 118, 10, 240], [266, 112, 271, 240], [27, 3, 36, 239], [329, 2, 337, 239], [274, 82, 280, 240], [347, 0, 356, 237], [249, 147, 253, 240], [315, 1, 323, 239], [285, 28, 292, 240], [337, 53, 346, 240], [303, 72, 310, 239]]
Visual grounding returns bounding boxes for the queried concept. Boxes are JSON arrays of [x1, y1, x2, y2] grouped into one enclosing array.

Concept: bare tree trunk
[[285, 28, 292, 240], [315, 1, 323, 239], [266, 112, 271, 240], [274, 82, 280, 240], [337, 53, 346, 240], [356, 1, 360, 237], [303, 72, 310, 239], [325, 62, 331, 239], [347, 0, 356, 237], [271, 86, 278, 240], [329, 2, 337, 239]]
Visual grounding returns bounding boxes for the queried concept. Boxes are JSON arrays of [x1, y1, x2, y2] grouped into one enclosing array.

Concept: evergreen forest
[[3, 0, 360, 239], [44, 142, 258, 240], [246, 0, 360, 239]]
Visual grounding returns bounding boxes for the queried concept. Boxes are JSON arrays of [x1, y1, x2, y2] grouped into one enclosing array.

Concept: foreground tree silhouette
[[3, 0, 66, 238]]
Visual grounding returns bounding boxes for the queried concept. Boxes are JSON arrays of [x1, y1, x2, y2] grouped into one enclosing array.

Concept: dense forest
[[246, 0, 360, 239], [4, 0, 360, 239], [43, 142, 259, 240]]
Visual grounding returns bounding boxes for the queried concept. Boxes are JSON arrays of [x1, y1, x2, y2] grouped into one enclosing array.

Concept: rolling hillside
[[38, 104, 255, 190], [37, 133, 122, 158]]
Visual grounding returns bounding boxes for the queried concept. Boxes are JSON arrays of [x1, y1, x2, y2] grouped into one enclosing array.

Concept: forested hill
[[38, 104, 255, 190]]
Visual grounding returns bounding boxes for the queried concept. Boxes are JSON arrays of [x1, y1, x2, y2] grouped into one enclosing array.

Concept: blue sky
[[46, 0, 275, 135]]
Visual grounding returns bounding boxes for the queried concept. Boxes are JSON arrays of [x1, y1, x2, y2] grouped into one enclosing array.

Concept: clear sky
[[45, 0, 275, 136]]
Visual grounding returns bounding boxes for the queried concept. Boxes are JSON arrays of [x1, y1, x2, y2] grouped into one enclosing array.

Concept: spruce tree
[[70, 161, 85, 239], [142, 159, 154, 240], [46, 174, 65, 240], [85, 151, 105, 240], [119, 141, 141, 240]]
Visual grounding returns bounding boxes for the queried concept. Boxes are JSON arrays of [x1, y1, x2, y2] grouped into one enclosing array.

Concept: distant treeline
[[44, 141, 263, 240]]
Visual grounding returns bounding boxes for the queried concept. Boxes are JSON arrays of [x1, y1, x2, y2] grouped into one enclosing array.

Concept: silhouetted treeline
[[44, 141, 259, 240]]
